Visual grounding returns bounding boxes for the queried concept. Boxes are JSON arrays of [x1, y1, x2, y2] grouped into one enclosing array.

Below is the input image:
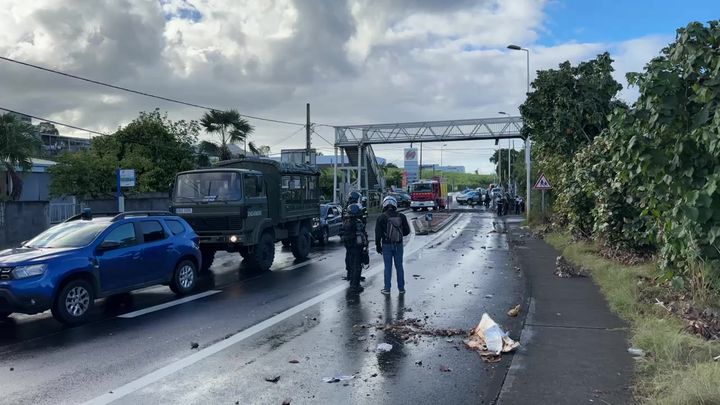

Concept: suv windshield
[[174, 171, 242, 202], [411, 183, 433, 192], [25, 221, 109, 248]]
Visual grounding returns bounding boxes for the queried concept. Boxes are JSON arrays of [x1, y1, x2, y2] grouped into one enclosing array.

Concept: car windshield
[[320, 205, 329, 217], [411, 183, 433, 192], [174, 171, 242, 202], [25, 221, 109, 248]]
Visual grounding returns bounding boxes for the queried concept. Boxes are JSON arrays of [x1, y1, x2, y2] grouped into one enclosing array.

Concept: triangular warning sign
[[533, 173, 552, 189]]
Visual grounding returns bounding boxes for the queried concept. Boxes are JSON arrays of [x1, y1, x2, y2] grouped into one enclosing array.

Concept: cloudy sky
[[1, 0, 718, 173]]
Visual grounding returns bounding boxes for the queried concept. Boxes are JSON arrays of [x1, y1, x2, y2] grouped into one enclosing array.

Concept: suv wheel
[[170, 260, 198, 296], [249, 232, 275, 272], [52, 279, 94, 325], [291, 225, 312, 260]]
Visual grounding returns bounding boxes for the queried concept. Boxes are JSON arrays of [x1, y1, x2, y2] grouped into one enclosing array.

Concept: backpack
[[386, 214, 403, 244]]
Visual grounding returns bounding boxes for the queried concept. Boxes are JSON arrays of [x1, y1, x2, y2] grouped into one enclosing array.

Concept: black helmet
[[346, 203, 363, 217], [347, 191, 361, 204]]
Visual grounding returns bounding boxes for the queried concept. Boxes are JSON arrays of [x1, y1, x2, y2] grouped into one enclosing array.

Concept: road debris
[[507, 305, 521, 317], [464, 313, 519, 362], [377, 343, 393, 352], [289, 359, 300, 364], [323, 375, 355, 383], [190, 342, 199, 350], [415, 360, 423, 366], [628, 348, 645, 357], [554, 256, 588, 278], [714, 355, 720, 361], [484, 294, 494, 299], [265, 375, 281, 383], [439, 365, 452, 372], [282, 399, 291, 405], [357, 336, 367, 342]]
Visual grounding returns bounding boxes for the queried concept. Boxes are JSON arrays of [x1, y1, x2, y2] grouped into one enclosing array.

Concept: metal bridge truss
[[334, 116, 524, 147], [331, 116, 526, 205]]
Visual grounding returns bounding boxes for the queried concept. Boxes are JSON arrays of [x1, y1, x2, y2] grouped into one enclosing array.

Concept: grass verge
[[544, 232, 720, 405]]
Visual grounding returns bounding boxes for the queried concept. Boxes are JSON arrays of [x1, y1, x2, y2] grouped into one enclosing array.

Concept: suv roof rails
[[64, 210, 118, 223], [111, 211, 175, 222]]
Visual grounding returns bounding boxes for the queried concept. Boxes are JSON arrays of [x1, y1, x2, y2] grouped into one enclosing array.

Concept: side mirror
[[98, 241, 121, 252]]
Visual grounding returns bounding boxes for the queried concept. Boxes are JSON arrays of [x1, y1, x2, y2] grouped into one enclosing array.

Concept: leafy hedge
[[524, 21, 720, 281]]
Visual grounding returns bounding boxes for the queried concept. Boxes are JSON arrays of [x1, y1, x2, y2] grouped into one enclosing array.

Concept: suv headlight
[[12, 264, 47, 279]]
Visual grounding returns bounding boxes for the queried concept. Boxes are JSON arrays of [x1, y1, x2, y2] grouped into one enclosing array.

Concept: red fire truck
[[410, 177, 448, 211]]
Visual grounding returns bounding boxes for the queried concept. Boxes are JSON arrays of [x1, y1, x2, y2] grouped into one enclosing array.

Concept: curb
[[411, 213, 457, 235]]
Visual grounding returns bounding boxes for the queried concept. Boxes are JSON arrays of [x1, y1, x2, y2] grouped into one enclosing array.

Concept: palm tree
[[0, 114, 41, 200], [200, 109, 254, 161], [247, 142, 271, 157]]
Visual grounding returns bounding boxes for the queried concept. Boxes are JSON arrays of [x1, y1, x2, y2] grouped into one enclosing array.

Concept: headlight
[[12, 264, 47, 279]]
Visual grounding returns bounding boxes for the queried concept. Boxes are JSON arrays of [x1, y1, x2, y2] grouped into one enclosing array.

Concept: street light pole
[[508, 44, 531, 219]]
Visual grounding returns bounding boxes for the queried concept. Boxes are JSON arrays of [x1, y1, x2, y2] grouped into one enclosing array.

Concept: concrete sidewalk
[[497, 220, 635, 404]]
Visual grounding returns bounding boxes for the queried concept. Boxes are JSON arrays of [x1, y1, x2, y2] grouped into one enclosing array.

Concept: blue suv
[[0, 210, 202, 325]]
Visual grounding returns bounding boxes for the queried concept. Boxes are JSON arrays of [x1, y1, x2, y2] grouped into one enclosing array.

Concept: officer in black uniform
[[340, 202, 368, 293], [343, 191, 363, 280]]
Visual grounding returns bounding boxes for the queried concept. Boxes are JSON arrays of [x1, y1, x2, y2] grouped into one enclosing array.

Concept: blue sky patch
[[540, 0, 720, 45]]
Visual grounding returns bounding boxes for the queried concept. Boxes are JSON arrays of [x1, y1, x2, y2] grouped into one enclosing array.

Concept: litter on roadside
[[376, 343, 393, 353], [464, 313, 519, 362], [439, 365, 452, 372], [264, 375, 281, 383], [628, 348, 645, 357], [714, 355, 720, 361], [507, 305, 521, 317], [323, 375, 355, 383]]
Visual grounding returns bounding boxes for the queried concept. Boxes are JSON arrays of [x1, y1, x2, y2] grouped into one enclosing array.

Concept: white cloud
[[0, 0, 669, 174]]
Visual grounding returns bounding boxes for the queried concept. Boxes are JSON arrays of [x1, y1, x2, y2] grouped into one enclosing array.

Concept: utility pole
[[419, 142, 423, 179], [305, 103, 311, 163], [508, 140, 511, 193]]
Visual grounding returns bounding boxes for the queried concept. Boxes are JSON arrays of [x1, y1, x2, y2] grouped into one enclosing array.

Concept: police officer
[[340, 202, 368, 293]]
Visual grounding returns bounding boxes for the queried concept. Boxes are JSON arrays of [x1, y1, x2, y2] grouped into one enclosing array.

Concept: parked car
[[312, 204, 343, 245], [455, 189, 476, 205], [389, 192, 411, 208], [0, 210, 201, 325]]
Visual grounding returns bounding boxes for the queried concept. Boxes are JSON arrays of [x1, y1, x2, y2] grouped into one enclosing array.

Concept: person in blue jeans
[[375, 196, 411, 295]]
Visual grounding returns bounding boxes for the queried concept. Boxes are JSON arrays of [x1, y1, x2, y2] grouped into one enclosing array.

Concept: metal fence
[[49, 202, 81, 224]]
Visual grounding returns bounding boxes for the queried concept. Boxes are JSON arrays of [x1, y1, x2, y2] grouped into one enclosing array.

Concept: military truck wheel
[[291, 225, 312, 260], [248, 232, 275, 272], [200, 247, 215, 272]]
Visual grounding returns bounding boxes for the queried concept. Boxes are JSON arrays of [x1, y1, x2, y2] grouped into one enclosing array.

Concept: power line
[[0, 56, 305, 127], [274, 125, 307, 145], [0, 106, 107, 137]]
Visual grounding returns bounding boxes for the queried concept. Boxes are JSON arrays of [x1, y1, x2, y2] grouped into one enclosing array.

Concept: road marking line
[[86, 217, 462, 405], [117, 290, 222, 319], [272, 256, 325, 271]]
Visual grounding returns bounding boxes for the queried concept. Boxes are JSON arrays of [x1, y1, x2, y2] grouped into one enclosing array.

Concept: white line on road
[[86, 214, 464, 405], [117, 290, 222, 319]]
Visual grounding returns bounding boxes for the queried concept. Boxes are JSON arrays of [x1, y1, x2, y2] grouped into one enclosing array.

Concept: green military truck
[[169, 158, 320, 272]]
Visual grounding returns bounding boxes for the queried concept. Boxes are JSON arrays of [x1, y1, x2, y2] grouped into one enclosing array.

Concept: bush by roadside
[[545, 232, 720, 405]]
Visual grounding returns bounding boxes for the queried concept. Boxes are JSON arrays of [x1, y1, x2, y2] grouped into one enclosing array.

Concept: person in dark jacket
[[375, 196, 410, 295], [340, 203, 368, 293]]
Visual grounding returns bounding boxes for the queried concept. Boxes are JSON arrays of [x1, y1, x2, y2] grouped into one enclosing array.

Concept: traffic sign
[[533, 173, 552, 190], [119, 169, 136, 187]]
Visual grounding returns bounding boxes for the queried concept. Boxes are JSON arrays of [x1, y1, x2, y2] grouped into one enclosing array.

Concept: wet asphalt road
[[0, 204, 525, 405]]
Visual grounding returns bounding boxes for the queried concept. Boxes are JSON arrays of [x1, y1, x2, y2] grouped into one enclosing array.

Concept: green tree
[[200, 109, 254, 160], [606, 21, 720, 271], [489, 148, 524, 187], [0, 114, 41, 200], [50, 110, 199, 198], [519, 53, 624, 226]]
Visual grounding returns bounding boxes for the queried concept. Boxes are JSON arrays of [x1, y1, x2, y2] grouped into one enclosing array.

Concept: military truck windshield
[[411, 183, 433, 192], [174, 172, 242, 202]]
